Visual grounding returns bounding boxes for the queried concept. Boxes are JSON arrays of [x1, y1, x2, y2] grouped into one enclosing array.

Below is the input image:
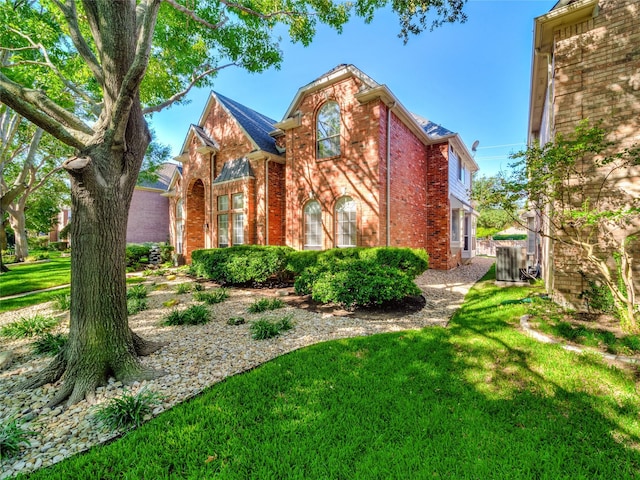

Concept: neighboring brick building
[[171, 64, 479, 269], [125, 162, 179, 244], [528, 0, 640, 306]]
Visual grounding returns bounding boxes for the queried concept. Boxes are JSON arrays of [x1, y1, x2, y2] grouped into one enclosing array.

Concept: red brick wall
[[126, 189, 170, 244], [267, 161, 286, 245], [425, 143, 452, 270], [184, 179, 206, 260], [284, 76, 382, 250]]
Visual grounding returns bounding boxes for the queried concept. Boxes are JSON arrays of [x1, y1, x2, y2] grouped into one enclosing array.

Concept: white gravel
[[0, 257, 493, 478]]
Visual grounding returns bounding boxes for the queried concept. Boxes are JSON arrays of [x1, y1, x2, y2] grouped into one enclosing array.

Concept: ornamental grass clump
[[127, 297, 148, 316], [53, 292, 71, 311], [163, 305, 210, 326], [250, 315, 293, 340], [0, 419, 32, 460], [126, 284, 148, 300], [0, 314, 58, 339], [248, 298, 285, 313], [33, 333, 68, 355], [175, 283, 192, 294], [193, 288, 228, 305], [94, 389, 163, 432]]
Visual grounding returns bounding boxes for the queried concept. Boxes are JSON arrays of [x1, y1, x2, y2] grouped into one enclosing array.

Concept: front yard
[[4, 265, 639, 479]]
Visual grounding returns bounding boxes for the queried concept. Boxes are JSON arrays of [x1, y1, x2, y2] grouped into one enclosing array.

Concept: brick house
[[171, 64, 478, 269], [125, 162, 179, 244], [528, 0, 640, 306]]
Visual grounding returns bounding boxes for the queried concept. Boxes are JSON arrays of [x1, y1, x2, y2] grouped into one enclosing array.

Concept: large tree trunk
[[8, 205, 28, 262], [23, 105, 164, 406]]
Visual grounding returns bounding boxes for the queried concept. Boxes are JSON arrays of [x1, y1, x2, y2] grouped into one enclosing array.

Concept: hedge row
[[191, 246, 429, 309]]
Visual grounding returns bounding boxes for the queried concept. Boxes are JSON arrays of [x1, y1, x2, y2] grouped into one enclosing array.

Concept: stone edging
[[519, 314, 640, 366]]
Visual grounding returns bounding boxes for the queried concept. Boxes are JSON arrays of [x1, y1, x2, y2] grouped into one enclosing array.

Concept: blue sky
[[149, 0, 557, 177]]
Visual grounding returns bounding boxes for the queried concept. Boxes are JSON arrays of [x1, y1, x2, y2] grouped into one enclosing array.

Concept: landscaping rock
[[0, 350, 13, 370]]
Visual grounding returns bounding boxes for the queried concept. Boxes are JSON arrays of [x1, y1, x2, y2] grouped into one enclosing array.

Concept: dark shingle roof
[[412, 114, 454, 139], [213, 157, 254, 184], [191, 125, 220, 149], [139, 162, 179, 191], [214, 92, 280, 155]]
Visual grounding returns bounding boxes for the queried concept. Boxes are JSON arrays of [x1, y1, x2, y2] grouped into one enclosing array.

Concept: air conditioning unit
[[496, 246, 527, 282]]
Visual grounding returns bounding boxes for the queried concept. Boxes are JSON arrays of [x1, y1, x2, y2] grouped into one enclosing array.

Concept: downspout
[[386, 101, 396, 246], [265, 158, 270, 245]]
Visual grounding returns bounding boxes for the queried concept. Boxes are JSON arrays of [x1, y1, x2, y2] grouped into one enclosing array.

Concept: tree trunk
[[8, 206, 28, 262], [22, 110, 164, 406], [0, 219, 7, 272]]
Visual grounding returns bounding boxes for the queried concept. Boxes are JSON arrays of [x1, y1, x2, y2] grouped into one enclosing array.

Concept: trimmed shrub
[[285, 250, 323, 276], [293, 247, 428, 308], [191, 245, 294, 285], [126, 244, 150, 267], [491, 234, 527, 241]]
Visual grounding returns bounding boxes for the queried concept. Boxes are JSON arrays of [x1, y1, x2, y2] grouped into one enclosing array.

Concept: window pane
[[317, 101, 340, 159], [304, 201, 322, 250], [232, 193, 243, 210], [218, 214, 229, 247], [233, 213, 244, 245], [218, 195, 229, 211], [451, 209, 460, 242], [335, 197, 356, 247]]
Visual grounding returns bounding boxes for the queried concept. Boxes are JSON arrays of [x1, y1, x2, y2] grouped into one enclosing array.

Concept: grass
[[0, 314, 58, 339], [23, 266, 640, 478], [0, 287, 71, 314], [247, 297, 285, 313], [0, 253, 70, 298]]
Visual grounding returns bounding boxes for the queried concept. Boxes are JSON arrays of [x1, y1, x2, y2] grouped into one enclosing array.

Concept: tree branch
[[219, 0, 305, 20], [163, 0, 228, 30], [142, 63, 236, 115], [0, 73, 92, 150], [7, 27, 100, 112], [53, 0, 104, 86]]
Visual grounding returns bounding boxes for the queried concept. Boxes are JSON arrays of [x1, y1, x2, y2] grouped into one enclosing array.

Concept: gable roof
[[214, 92, 280, 156], [412, 114, 455, 139], [138, 162, 180, 191], [213, 157, 255, 184], [176, 92, 281, 160]]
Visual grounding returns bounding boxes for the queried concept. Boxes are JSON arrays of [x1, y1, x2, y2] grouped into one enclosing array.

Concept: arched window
[[316, 101, 340, 159], [335, 196, 357, 247], [304, 200, 322, 250]]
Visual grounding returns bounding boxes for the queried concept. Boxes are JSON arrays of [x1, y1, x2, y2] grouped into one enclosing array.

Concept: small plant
[[127, 284, 148, 300], [193, 288, 229, 305], [175, 283, 192, 294], [248, 298, 285, 313], [0, 418, 32, 460], [193, 282, 205, 292], [127, 297, 148, 316], [53, 292, 71, 311], [250, 315, 294, 340], [33, 333, 68, 355], [94, 389, 163, 431], [227, 317, 245, 326], [0, 314, 58, 339], [163, 305, 210, 326]]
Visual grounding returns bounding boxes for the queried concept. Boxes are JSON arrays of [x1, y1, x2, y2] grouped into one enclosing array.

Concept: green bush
[[159, 243, 174, 263], [48, 241, 69, 251], [227, 316, 246, 326], [491, 234, 527, 241], [94, 389, 163, 432], [0, 315, 58, 339], [33, 333, 68, 355], [1, 254, 17, 264], [250, 315, 294, 340], [191, 245, 294, 285], [25, 251, 49, 262], [285, 250, 323, 276], [248, 298, 285, 313], [126, 244, 151, 268], [580, 280, 615, 314], [293, 247, 427, 308], [163, 305, 210, 326], [193, 288, 229, 305], [0, 419, 32, 460]]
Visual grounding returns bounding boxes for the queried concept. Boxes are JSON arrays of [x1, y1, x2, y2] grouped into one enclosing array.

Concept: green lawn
[[23, 267, 640, 479], [0, 254, 71, 298]]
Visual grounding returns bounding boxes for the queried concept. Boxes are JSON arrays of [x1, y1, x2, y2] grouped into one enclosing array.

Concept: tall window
[[451, 208, 461, 243], [232, 193, 244, 245], [316, 101, 340, 159], [218, 214, 229, 248], [175, 199, 184, 254], [335, 196, 357, 247], [304, 200, 322, 250]]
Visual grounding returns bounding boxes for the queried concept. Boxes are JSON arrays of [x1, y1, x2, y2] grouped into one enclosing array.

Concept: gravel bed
[[0, 257, 493, 478]]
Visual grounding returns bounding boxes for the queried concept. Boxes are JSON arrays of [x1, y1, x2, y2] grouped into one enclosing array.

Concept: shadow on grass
[[25, 267, 640, 479]]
